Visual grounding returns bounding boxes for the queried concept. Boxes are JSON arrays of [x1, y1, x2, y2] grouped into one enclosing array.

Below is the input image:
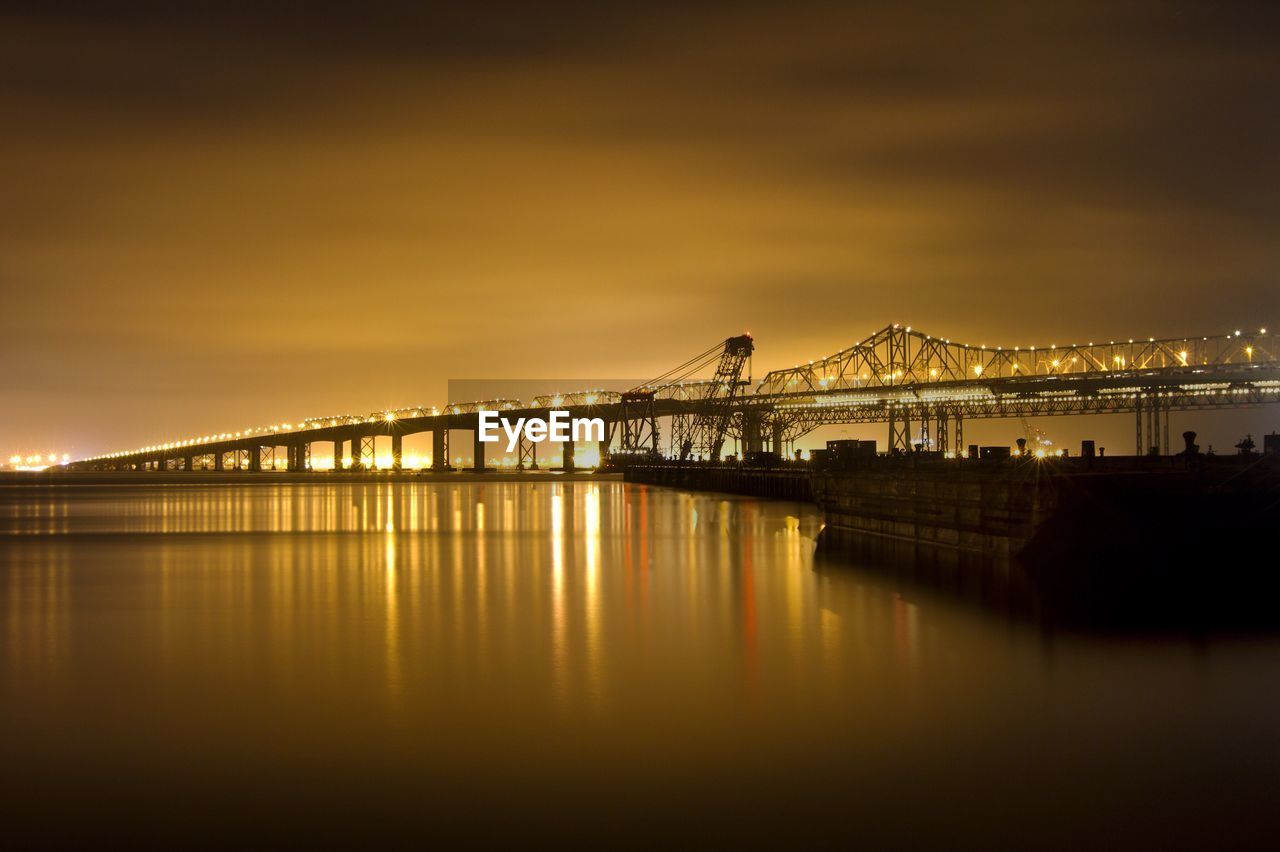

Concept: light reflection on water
[[2, 482, 1279, 847]]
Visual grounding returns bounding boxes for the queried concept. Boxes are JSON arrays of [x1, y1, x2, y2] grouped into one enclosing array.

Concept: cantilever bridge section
[[69, 324, 1279, 472], [746, 324, 1278, 456]]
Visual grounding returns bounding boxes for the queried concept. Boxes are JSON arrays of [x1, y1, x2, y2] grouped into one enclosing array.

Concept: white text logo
[[477, 410, 605, 452]]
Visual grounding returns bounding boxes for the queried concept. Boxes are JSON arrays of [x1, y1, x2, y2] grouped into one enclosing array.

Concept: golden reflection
[[385, 502, 400, 703], [3, 543, 70, 682], [0, 482, 871, 722], [475, 492, 488, 663], [550, 485, 568, 707], [584, 484, 603, 707]]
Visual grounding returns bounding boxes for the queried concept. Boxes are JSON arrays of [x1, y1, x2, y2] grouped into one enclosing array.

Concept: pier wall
[[812, 467, 1049, 559], [620, 465, 812, 501]]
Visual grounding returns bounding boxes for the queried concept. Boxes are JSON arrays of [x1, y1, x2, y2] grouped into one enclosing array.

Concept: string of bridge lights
[[6, 453, 72, 471], [81, 393, 613, 463], [787, 325, 1268, 365], [778, 325, 1270, 384]]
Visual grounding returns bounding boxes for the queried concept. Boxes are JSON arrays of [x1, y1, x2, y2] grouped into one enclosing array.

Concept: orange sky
[[2, 2, 1278, 456]]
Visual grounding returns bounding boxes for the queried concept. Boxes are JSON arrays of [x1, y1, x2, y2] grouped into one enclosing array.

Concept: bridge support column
[[1137, 396, 1166, 456], [953, 411, 964, 457], [888, 409, 911, 454], [249, 447, 262, 472], [771, 420, 785, 457], [517, 435, 537, 470], [936, 409, 949, 455], [1149, 394, 1169, 456], [392, 434, 403, 471], [214, 450, 225, 471], [562, 439, 575, 472], [349, 435, 364, 471], [331, 440, 343, 470], [1136, 403, 1142, 456], [742, 412, 762, 456], [1162, 402, 1170, 457], [1152, 396, 1162, 455], [472, 430, 487, 472], [359, 435, 377, 470], [597, 419, 611, 467], [1150, 397, 1159, 454], [432, 430, 450, 470]]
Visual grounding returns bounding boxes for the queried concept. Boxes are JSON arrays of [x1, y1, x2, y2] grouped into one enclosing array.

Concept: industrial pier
[[620, 446, 1280, 624]]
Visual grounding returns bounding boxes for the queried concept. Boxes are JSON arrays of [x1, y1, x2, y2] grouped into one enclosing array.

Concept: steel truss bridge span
[[68, 323, 1277, 472]]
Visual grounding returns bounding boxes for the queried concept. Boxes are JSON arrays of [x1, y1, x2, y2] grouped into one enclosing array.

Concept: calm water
[[3, 482, 1278, 848]]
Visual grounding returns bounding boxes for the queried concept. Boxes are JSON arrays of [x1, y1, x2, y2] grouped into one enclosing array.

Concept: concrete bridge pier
[[472, 430, 486, 472], [214, 450, 225, 471], [349, 435, 365, 471], [771, 420, 785, 457], [249, 447, 263, 472], [562, 439, 575, 472], [391, 434, 403, 471]]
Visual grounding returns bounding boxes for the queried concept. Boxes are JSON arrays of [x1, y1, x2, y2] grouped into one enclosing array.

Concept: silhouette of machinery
[[612, 334, 754, 461]]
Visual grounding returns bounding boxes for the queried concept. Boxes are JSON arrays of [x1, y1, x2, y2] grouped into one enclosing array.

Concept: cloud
[[1, 1, 1277, 453]]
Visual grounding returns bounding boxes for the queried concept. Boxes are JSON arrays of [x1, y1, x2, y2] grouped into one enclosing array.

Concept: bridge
[[68, 323, 1278, 472]]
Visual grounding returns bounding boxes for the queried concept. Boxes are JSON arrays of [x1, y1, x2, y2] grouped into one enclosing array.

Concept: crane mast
[[673, 334, 754, 461]]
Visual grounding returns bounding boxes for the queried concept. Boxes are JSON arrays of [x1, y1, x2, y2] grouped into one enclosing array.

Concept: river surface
[[2, 482, 1278, 848]]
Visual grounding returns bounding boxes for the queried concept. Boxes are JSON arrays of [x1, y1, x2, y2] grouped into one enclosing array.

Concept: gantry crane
[[610, 334, 754, 461], [671, 335, 754, 461]]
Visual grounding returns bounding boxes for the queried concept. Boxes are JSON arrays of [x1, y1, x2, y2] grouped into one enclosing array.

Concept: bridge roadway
[[69, 324, 1280, 472]]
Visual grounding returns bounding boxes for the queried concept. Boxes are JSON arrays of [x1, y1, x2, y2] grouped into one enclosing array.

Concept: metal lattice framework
[[670, 335, 755, 461], [531, 390, 620, 408], [756, 324, 1274, 395]]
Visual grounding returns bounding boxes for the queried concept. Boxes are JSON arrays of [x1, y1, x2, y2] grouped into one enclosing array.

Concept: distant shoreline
[[0, 470, 623, 486]]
